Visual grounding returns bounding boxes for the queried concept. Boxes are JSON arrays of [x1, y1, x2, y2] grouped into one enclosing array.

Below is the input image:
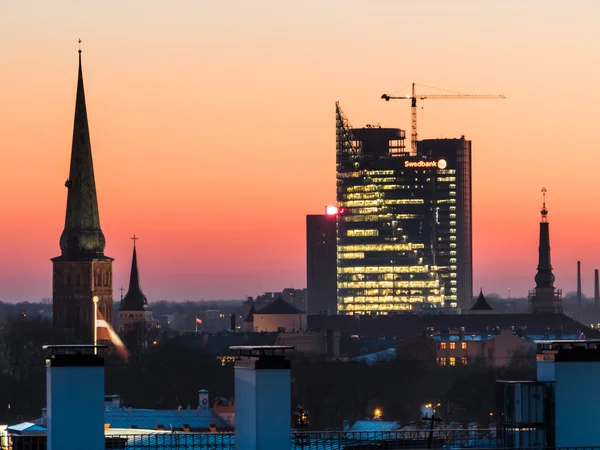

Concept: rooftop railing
[[5, 428, 598, 450]]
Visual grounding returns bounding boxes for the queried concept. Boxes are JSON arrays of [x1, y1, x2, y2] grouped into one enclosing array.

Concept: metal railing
[[4, 428, 600, 450]]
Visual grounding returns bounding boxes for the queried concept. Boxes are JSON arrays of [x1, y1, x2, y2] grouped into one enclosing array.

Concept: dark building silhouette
[[335, 102, 472, 314], [577, 260, 582, 307], [306, 213, 337, 315], [52, 50, 113, 334], [595, 269, 599, 309], [470, 288, 493, 313], [118, 237, 152, 333], [529, 188, 562, 314]]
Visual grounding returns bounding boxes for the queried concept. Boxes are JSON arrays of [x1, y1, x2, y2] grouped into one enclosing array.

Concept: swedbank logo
[[404, 159, 447, 169]]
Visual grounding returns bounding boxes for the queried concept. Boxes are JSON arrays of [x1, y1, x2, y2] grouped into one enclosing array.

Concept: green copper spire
[[58, 48, 107, 260]]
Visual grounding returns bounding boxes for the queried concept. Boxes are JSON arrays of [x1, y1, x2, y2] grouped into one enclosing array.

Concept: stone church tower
[[51, 49, 113, 335]]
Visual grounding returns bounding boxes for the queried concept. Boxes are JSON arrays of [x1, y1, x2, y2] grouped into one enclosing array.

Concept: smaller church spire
[[535, 187, 555, 289], [120, 235, 148, 311]]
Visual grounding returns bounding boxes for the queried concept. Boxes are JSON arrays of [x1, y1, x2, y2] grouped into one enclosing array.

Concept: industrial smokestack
[[595, 269, 599, 309], [577, 261, 582, 307]]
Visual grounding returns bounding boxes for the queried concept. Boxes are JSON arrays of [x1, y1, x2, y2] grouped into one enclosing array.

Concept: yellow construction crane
[[381, 83, 505, 154]]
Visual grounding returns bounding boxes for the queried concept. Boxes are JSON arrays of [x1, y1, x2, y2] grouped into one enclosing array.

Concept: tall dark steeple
[[52, 44, 114, 334], [534, 188, 554, 290], [121, 236, 148, 311], [529, 188, 562, 314], [58, 46, 107, 260]]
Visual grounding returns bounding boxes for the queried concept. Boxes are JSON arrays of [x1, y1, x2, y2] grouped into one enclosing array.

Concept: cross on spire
[[119, 286, 124, 300], [541, 187, 548, 222], [131, 234, 139, 248]]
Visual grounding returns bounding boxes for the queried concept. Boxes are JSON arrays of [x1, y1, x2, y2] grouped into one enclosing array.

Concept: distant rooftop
[[256, 298, 305, 315]]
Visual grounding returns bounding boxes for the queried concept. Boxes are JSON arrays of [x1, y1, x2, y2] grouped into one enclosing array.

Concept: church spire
[[58, 44, 106, 260], [535, 187, 555, 289], [121, 235, 148, 311]]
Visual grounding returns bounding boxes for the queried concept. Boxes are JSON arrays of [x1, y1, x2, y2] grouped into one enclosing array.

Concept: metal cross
[[119, 287, 125, 300], [131, 234, 139, 247], [541, 187, 547, 206]]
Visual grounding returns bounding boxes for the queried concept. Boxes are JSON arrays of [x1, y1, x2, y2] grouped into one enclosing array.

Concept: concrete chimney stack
[[45, 345, 105, 450], [595, 269, 599, 309], [577, 261, 582, 307], [231, 346, 292, 450]]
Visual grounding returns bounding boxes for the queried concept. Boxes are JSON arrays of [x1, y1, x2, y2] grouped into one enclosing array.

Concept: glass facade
[[335, 102, 472, 314]]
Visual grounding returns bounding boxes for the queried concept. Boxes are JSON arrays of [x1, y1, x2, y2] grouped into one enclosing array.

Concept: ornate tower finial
[[78, 38, 82, 54], [541, 187, 548, 222]]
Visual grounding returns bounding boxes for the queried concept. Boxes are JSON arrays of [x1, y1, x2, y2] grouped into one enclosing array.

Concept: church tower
[[529, 188, 562, 314], [52, 47, 113, 335], [118, 236, 153, 333]]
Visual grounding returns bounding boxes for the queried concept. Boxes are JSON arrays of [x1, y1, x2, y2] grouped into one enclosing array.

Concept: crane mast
[[382, 83, 505, 154]]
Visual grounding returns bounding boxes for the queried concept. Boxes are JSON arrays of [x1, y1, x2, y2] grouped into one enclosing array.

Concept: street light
[[373, 408, 383, 420], [92, 296, 99, 355]]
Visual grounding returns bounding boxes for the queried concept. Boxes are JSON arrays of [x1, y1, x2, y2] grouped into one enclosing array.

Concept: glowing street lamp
[[373, 408, 383, 420]]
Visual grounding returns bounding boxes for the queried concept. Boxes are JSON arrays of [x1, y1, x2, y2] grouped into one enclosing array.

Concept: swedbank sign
[[404, 159, 447, 170]]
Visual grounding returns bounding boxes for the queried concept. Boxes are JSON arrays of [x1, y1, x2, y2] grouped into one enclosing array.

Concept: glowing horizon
[[0, 1, 599, 302]]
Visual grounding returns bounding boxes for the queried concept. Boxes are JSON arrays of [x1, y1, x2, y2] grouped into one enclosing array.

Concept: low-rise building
[[396, 329, 584, 367], [253, 299, 307, 333]]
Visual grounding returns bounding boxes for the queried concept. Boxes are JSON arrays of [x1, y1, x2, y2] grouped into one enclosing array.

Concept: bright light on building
[[326, 205, 338, 216], [373, 408, 383, 419]]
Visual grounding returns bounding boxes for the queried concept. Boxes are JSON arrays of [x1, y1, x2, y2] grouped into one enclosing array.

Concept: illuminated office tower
[[418, 138, 472, 310], [335, 102, 468, 314]]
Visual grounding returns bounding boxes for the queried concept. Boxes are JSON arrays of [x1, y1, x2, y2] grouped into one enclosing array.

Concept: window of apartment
[[439, 358, 447, 366], [440, 342, 447, 350], [461, 342, 467, 350], [461, 357, 468, 365], [449, 357, 456, 366], [449, 342, 456, 350]]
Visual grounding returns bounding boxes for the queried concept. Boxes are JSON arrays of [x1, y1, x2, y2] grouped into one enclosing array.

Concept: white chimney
[[232, 345, 292, 450], [45, 345, 105, 450], [198, 389, 209, 411]]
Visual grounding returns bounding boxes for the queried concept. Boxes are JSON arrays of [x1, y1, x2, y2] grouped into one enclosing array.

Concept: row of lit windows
[[339, 304, 413, 312], [383, 199, 425, 205], [338, 281, 440, 289], [339, 295, 444, 304], [339, 243, 425, 252], [347, 229, 379, 237], [440, 342, 468, 350], [340, 198, 429, 208], [338, 266, 431, 274], [341, 215, 387, 222], [366, 170, 395, 175], [339, 288, 442, 297], [347, 273, 437, 281], [438, 357, 468, 366], [437, 177, 456, 182], [344, 192, 383, 200], [338, 252, 364, 259]]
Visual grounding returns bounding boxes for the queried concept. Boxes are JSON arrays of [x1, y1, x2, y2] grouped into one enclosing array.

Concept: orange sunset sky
[[0, 1, 599, 302]]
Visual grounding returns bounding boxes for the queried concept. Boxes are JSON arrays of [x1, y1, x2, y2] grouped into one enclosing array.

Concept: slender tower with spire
[[52, 44, 114, 335], [118, 235, 153, 334], [529, 188, 562, 314]]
